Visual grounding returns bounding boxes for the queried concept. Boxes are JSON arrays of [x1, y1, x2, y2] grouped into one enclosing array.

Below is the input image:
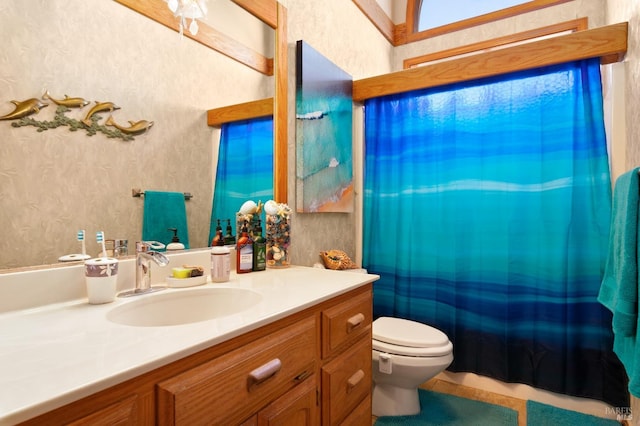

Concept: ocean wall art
[[295, 40, 353, 213]]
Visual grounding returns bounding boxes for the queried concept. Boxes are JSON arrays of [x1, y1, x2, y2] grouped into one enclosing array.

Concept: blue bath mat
[[526, 400, 621, 425], [374, 389, 518, 425]]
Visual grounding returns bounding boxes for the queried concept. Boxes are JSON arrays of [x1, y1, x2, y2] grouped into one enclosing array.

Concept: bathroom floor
[[371, 379, 629, 426], [370, 378, 525, 426]]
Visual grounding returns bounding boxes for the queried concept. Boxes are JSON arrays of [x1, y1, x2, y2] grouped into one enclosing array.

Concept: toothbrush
[[97, 231, 107, 258], [77, 230, 86, 257]]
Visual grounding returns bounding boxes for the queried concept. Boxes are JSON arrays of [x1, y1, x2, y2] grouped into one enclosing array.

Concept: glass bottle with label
[[236, 221, 253, 273]]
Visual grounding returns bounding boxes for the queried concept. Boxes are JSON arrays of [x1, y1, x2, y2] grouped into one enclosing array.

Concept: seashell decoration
[[239, 200, 259, 215], [264, 199, 279, 215], [320, 249, 358, 270], [264, 200, 292, 268]]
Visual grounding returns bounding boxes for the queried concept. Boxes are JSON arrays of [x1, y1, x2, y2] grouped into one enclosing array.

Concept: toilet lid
[[373, 317, 452, 356]]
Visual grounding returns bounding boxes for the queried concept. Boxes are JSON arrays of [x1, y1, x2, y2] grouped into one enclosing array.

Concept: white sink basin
[[106, 287, 262, 327]]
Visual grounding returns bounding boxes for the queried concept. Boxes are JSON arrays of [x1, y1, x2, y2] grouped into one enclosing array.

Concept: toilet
[[372, 316, 454, 417]]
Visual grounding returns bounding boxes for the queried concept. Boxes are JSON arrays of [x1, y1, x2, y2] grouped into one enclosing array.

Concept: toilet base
[[372, 383, 420, 417]]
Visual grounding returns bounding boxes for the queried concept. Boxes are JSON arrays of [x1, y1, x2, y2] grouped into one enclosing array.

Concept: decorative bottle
[[236, 220, 253, 273], [252, 219, 266, 271]]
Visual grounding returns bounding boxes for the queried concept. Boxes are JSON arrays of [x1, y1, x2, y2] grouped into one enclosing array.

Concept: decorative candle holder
[[266, 213, 291, 268]]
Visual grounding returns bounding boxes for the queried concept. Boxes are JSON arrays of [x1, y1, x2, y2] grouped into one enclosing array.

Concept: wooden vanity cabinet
[[18, 284, 372, 426]]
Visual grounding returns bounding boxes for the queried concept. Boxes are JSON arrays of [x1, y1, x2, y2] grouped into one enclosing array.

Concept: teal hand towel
[[142, 191, 190, 250], [598, 168, 639, 337]]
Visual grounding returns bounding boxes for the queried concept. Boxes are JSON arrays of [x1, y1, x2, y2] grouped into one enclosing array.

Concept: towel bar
[[132, 188, 193, 201]]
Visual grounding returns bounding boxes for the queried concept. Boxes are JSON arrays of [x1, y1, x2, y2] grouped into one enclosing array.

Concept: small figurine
[[105, 116, 154, 135], [82, 101, 120, 126], [0, 98, 48, 120], [42, 90, 89, 108]]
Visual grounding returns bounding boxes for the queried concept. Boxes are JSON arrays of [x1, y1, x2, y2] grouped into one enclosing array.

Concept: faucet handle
[[137, 241, 166, 253]]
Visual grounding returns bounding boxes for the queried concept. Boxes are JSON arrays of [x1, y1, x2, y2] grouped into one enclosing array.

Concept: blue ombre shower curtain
[[363, 58, 628, 406], [209, 117, 273, 244]]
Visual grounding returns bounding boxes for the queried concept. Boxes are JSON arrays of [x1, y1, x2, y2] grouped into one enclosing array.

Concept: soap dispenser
[[166, 228, 185, 251], [211, 219, 224, 247], [223, 219, 236, 246]]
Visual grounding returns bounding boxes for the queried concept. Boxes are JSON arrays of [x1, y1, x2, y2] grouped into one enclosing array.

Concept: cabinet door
[[157, 316, 317, 426], [340, 394, 371, 426], [321, 337, 372, 426], [257, 377, 317, 426]]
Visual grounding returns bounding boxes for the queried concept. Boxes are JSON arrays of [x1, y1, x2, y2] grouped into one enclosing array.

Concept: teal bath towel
[[142, 190, 190, 250], [599, 168, 639, 336], [598, 167, 640, 397]]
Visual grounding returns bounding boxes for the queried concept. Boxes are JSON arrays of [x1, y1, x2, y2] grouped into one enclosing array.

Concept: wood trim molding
[[407, 0, 574, 42], [351, 0, 396, 45], [273, 3, 288, 203], [404, 0, 420, 40], [354, 0, 575, 46], [404, 18, 589, 69], [206, 98, 274, 127], [232, 0, 278, 29], [205, 2, 287, 204], [114, 0, 273, 75], [353, 22, 628, 102]]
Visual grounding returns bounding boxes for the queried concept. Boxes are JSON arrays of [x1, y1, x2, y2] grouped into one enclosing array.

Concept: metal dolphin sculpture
[[82, 101, 120, 127], [42, 90, 89, 108], [105, 116, 154, 135], [0, 98, 48, 121]]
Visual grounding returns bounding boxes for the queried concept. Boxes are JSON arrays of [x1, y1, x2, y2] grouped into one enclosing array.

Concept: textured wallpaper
[[0, 1, 271, 269], [1, 0, 636, 272], [608, 0, 640, 174]]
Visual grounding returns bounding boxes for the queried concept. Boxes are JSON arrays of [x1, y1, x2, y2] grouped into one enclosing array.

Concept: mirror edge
[[273, 2, 288, 204]]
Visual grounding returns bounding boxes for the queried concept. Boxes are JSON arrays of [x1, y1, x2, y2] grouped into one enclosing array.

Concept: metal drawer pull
[[347, 313, 365, 332], [247, 358, 282, 390], [347, 369, 365, 392]]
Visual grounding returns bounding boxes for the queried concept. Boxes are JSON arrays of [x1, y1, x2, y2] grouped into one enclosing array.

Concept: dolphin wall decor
[[0, 98, 48, 121]]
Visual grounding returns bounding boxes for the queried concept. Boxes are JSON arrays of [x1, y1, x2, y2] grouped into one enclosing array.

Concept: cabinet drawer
[[321, 289, 372, 359], [321, 337, 372, 426], [157, 316, 317, 426]]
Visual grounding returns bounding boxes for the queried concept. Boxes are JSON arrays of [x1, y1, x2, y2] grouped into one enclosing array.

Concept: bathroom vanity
[[0, 262, 378, 425]]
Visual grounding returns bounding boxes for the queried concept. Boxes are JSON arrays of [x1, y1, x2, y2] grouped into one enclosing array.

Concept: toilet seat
[[373, 317, 452, 357]]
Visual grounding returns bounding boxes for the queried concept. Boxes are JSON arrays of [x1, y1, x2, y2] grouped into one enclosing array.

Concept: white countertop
[[0, 266, 379, 425]]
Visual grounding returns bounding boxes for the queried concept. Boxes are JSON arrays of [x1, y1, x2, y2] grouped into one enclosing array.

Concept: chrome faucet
[[118, 241, 169, 297]]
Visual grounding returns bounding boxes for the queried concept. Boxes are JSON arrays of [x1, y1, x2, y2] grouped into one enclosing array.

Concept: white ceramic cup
[[84, 257, 119, 304]]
